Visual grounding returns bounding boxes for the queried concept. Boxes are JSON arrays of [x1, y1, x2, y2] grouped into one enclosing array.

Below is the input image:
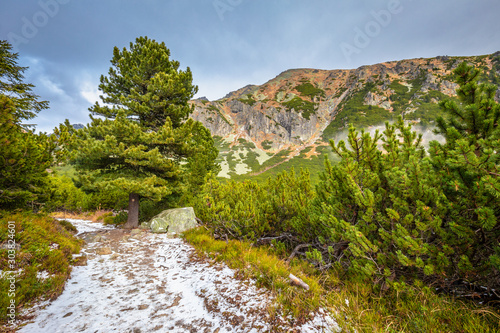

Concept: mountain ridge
[[189, 52, 500, 179]]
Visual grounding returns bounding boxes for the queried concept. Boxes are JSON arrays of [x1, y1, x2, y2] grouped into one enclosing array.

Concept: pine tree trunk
[[124, 192, 139, 229]]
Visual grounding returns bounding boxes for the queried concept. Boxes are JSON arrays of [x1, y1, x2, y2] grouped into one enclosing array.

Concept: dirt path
[[17, 219, 338, 333]]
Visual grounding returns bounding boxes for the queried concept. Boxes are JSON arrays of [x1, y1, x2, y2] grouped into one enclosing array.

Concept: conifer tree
[[90, 36, 197, 130], [430, 61, 500, 287], [63, 37, 218, 228], [0, 41, 53, 209], [0, 40, 48, 123], [309, 119, 447, 282]]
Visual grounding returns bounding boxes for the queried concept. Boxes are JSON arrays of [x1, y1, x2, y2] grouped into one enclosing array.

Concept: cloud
[[2, 0, 499, 133], [39, 75, 65, 96], [79, 78, 100, 105]]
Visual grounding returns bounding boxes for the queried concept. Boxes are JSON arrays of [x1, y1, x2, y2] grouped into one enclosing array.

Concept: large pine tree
[[0, 40, 53, 209], [64, 37, 218, 228], [90, 36, 197, 130]]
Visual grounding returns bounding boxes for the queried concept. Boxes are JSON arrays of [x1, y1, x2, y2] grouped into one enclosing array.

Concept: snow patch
[[18, 219, 340, 332]]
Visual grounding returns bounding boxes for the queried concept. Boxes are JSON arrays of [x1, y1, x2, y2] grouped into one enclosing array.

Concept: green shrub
[[282, 96, 317, 120], [310, 119, 450, 281], [195, 169, 314, 242], [113, 211, 128, 225], [261, 140, 273, 150], [97, 212, 113, 222], [308, 62, 500, 290], [102, 215, 115, 225], [57, 219, 77, 233], [294, 82, 325, 98], [239, 94, 256, 106]]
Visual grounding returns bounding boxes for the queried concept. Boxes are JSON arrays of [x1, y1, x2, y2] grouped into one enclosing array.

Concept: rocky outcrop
[[190, 53, 500, 156], [364, 91, 391, 110]]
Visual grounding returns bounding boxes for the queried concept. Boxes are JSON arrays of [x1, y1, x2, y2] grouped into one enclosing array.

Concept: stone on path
[[95, 247, 112, 255], [149, 207, 197, 234]]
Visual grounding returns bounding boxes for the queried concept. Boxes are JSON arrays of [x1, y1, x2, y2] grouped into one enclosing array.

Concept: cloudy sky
[[1, 0, 499, 133]]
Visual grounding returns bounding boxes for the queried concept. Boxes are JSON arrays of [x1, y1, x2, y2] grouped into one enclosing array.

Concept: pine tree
[[310, 119, 447, 282], [0, 40, 48, 124], [63, 37, 218, 228], [308, 62, 499, 289], [430, 61, 500, 287], [90, 36, 197, 130], [0, 41, 53, 209]]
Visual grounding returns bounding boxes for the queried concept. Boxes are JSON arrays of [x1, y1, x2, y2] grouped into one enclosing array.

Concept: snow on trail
[[70, 218, 115, 236], [18, 219, 338, 332]]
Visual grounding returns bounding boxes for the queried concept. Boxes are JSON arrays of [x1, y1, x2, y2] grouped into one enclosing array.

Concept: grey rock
[[149, 207, 197, 234]]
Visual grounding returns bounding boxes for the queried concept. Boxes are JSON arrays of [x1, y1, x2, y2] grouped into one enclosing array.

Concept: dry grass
[[50, 209, 113, 222]]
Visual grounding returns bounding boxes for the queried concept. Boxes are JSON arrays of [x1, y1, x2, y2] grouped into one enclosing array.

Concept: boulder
[[149, 207, 197, 234]]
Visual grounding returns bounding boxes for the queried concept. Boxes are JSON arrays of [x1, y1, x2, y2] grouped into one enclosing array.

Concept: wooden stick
[[289, 273, 310, 290]]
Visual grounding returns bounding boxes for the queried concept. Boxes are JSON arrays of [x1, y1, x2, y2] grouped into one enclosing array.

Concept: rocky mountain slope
[[190, 53, 500, 179]]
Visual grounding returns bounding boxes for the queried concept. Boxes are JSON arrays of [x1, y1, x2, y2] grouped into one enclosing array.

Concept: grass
[[50, 209, 114, 222], [184, 227, 500, 332], [0, 211, 82, 328], [183, 227, 324, 325], [233, 146, 336, 184]]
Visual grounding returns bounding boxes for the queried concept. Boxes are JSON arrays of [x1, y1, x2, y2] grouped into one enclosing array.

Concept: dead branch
[[286, 243, 312, 263]]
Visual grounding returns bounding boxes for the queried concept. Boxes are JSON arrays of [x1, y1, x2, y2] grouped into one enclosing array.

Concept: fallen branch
[[256, 234, 289, 245], [286, 243, 312, 263], [289, 273, 310, 290]]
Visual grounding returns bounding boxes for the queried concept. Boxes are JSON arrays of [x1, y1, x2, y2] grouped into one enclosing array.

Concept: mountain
[[190, 53, 500, 180], [71, 123, 85, 130]]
